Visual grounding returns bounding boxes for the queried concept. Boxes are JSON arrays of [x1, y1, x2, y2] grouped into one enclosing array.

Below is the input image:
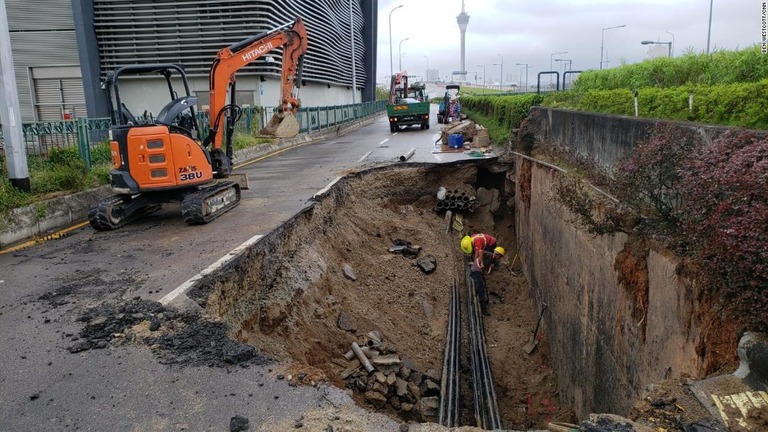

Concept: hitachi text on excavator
[[88, 18, 308, 230]]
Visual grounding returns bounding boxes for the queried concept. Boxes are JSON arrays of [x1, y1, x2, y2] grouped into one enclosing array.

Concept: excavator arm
[[206, 18, 308, 154]]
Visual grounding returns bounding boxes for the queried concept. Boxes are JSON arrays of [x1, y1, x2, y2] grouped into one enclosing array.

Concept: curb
[[0, 114, 383, 251]]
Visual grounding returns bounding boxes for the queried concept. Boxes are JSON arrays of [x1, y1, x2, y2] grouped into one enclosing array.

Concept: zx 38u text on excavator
[[88, 18, 308, 230]]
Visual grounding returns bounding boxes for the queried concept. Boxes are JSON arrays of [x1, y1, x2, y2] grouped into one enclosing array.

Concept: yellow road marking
[[0, 221, 90, 255]]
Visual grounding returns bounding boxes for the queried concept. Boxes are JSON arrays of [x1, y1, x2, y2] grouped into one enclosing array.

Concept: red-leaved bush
[[612, 123, 701, 228], [677, 130, 768, 327]]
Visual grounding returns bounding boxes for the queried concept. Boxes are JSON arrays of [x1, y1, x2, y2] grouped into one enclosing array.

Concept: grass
[[232, 132, 275, 151], [462, 107, 513, 146]]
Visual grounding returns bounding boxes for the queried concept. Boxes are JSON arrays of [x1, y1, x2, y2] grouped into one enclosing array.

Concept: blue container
[[448, 133, 463, 149]]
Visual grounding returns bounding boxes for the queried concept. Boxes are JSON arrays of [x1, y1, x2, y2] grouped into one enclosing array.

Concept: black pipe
[[537, 71, 560, 94], [439, 279, 461, 427], [466, 267, 502, 430]]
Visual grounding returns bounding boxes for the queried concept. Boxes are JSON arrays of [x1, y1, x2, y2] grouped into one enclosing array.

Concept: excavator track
[[181, 181, 241, 225], [88, 196, 161, 231]]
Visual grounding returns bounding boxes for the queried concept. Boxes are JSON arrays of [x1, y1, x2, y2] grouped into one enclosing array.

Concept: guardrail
[[1, 100, 386, 170]]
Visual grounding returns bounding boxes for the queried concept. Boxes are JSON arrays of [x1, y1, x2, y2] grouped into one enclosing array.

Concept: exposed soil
[[202, 164, 575, 428]]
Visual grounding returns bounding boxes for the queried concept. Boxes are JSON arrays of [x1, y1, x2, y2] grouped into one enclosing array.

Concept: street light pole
[[350, 0, 356, 104], [515, 63, 530, 92], [388, 5, 403, 80], [600, 24, 626, 69], [665, 31, 675, 57], [424, 55, 429, 82], [550, 51, 566, 88], [477, 64, 486, 94], [554, 59, 573, 87], [398, 38, 409, 72], [706, 0, 714, 54], [494, 53, 503, 90]]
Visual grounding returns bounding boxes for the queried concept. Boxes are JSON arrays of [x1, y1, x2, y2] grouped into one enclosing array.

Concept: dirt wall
[[513, 159, 718, 418]]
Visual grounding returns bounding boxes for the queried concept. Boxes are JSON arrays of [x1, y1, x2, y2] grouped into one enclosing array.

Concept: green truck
[[386, 73, 430, 132]]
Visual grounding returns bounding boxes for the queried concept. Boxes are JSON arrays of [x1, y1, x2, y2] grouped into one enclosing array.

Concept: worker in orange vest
[[460, 233, 501, 272]]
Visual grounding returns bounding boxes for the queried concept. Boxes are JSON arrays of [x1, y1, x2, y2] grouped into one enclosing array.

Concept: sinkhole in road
[[190, 162, 575, 429]]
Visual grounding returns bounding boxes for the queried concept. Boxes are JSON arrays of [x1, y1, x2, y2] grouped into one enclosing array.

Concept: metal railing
[[1, 100, 386, 170]]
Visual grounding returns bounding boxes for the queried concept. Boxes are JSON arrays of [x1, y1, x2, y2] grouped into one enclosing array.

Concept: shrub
[[573, 46, 768, 91], [26, 147, 90, 195], [611, 123, 702, 233], [90, 142, 113, 165], [0, 176, 33, 215], [539, 80, 768, 130], [676, 130, 768, 328]]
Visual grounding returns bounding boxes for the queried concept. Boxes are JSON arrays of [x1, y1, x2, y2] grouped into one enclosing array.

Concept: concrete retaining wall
[[527, 107, 735, 167], [511, 109, 746, 417], [514, 158, 707, 418]]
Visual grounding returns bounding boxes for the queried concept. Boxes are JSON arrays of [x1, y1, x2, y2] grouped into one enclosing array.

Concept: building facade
[[6, 0, 378, 122]]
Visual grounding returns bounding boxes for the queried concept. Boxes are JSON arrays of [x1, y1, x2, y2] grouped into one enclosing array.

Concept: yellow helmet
[[460, 236, 472, 254], [494, 246, 505, 256]]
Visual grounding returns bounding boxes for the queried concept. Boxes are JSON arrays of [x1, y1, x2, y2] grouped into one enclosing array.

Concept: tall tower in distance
[[456, 0, 470, 82]]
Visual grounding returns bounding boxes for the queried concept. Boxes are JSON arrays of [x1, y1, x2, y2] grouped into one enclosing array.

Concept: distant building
[[646, 44, 670, 59], [4, 0, 378, 122], [425, 68, 439, 82]]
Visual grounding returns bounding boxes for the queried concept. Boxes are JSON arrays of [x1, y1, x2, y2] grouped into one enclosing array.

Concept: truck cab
[[386, 73, 430, 133]]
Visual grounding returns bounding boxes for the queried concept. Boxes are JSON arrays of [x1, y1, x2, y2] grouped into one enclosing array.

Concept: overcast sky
[[376, 0, 760, 86]]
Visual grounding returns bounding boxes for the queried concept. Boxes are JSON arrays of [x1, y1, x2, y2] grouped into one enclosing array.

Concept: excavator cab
[[105, 64, 216, 194], [90, 64, 240, 230]]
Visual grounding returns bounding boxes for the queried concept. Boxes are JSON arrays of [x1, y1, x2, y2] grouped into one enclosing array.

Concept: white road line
[[314, 176, 343, 199], [159, 233, 264, 305], [378, 138, 389, 145], [357, 151, 372, 163]]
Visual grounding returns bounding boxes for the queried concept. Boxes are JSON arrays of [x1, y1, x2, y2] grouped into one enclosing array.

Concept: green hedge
[[549, 80, 768, 129], [574, 46, 768, 91], [462, 93, 543, 132], [464, 79, 768, 131]]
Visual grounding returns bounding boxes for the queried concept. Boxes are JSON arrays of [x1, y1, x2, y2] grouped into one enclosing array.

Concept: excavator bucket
[[260, 112, 300, 138]]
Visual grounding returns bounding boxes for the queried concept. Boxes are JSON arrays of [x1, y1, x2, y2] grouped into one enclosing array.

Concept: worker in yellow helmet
[[461, 233, 501, 272]]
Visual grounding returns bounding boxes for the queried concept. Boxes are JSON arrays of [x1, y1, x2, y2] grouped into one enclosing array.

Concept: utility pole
[[350, 0, 356, 104], [0, 0, 30, 191]]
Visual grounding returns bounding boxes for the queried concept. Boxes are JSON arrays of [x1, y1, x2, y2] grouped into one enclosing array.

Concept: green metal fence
[[1, 100, 386, 170]]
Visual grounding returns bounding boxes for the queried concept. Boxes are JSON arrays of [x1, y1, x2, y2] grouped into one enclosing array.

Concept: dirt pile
[[67, 297, 270, 368]]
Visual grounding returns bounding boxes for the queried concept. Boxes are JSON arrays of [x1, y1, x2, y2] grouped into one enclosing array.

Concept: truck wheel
[[390, 124, 397, 133], [437, 115, 443, 123], [425, 123, 430, 130]]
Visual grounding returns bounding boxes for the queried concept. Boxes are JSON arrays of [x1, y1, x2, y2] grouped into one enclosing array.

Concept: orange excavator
[[89, 18, 308, 230]]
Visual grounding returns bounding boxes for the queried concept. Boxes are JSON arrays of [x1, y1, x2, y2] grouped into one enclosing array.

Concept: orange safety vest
[[471, 233, 496, 251]]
